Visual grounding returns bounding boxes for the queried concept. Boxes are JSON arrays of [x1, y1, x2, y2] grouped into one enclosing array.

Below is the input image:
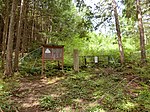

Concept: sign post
[[73, 49, 79, 72], [42, 45, 64, 75]]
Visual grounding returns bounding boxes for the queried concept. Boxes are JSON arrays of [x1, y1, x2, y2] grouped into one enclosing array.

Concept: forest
[[0, 0, 150, 111]]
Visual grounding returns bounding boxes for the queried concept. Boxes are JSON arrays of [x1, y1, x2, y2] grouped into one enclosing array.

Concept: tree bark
[[0, 16, 4, 51], [1, 0, 9, 70], [14, 0, 24, 71], [136, 0, 146, 64], [31, 0, 35, 42], [21, 0, 29, 57], [5, 0, 17, 76], [112, 0, 125, 64]]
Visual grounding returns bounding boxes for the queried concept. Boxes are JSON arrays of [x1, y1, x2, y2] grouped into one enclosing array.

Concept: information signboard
[[44, 48, 63, 60], [42, 45, 64, 75]]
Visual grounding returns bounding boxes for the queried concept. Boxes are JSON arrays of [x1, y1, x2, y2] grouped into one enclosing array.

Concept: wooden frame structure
[[42, 44, 64, 75]]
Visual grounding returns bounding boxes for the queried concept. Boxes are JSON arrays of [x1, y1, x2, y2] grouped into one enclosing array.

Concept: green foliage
[[60, 32, 135, 67], [76, 0, 113, 31], [20, 66, 41, 76], [86, 106, 105, 112], [122, 0, 137, 20], [133, 65, 150, 79], [0, 77, 19, 111], [137, 89, 150, 110], [44, 62, 64, 77], [0, 79, 11, 111], [2, 63, 150, 111], [36, 0, 92, 43], [19, 48, 42, 76], [35, 68, 150, 111], [0, 0, 4, 14], [28, 42, 42, 52], [116, 101, 136, 111], [1, 0, 150, 111], [39, 95, 56, 110]]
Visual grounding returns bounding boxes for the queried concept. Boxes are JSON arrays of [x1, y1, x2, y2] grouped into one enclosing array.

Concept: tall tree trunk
[[14, 0, 24, 71], [112, 0, 124, 64], [1, 0, 9, 70], [0, 16, 4, 50], [31, 0, 35, 42], [5, 0, 17, 76], [136, 0, 146, 64], [21, 0, 29, 57]]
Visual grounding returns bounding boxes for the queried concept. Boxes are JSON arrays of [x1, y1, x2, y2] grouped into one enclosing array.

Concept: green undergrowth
[[14, 54, 150, 111], [1, 62, 150, 111], [38, 65, 150, 112], [20, 58, 72, 77], [0, 73, 19, 112]]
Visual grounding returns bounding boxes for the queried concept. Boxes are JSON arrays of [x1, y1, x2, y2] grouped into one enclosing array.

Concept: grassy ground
[[1, 65, 150, 112]]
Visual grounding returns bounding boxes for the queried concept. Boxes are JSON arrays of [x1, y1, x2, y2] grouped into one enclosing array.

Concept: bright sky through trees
[[74, 0, 125, 34]]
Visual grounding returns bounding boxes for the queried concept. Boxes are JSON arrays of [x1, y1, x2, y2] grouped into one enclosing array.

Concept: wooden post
[[84, 56, 87, 66], [62, 47, 64, 70], [73, 49, 79, 72], [42, 47, 44, 75]]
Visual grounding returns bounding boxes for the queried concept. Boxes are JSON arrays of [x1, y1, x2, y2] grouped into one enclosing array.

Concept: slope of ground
[[10, 67, 150, 112]]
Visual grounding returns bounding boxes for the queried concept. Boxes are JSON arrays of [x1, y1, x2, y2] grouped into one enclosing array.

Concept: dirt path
[[11, 76, 51, 112], [10, 69, 143, 112]]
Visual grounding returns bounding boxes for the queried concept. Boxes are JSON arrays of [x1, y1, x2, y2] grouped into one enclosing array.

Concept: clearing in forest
[[10, 67, 150, 112]]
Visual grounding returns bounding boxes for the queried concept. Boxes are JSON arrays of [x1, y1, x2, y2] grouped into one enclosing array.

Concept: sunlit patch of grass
[[47, 76, 65, 84], [123, 101, 136, 110], [93, 91, 103, 99], [116, 101, 136, 111], [70, 71, 93, 80], [73, 98, 83, 103], [86, 105, 106, 112], [87, 101, 99, 108], [59, 106, 72, 112]]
